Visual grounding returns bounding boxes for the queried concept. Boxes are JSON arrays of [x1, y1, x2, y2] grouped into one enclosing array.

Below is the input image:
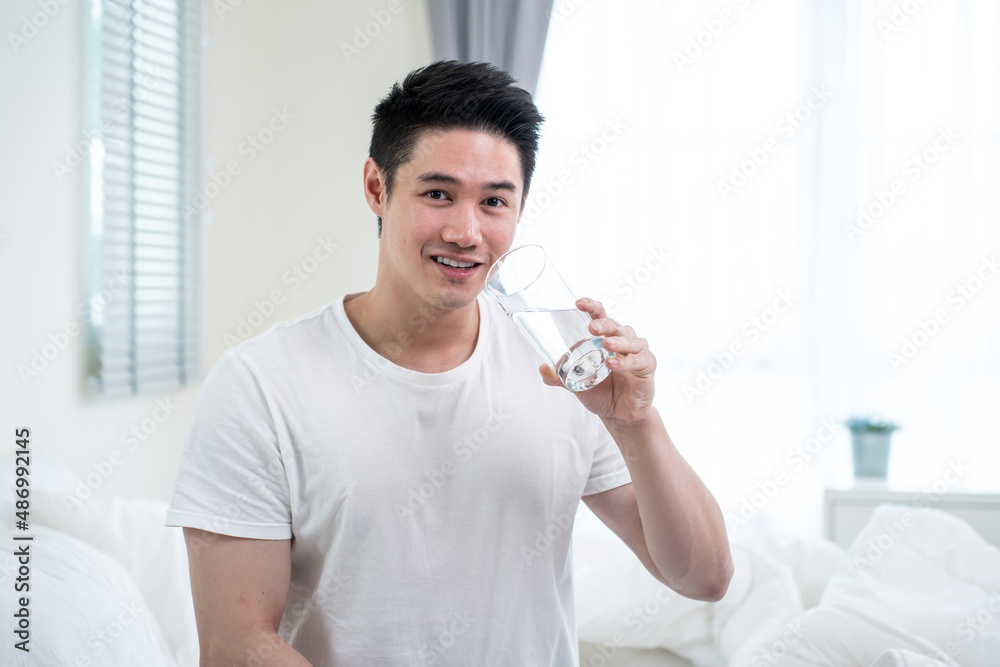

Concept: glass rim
[[484, 243, 549, 298]]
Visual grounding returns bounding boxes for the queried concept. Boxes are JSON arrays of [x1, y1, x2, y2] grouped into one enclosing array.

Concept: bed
[[574, 498, 1000, 666], [4, 455, 998, 666]]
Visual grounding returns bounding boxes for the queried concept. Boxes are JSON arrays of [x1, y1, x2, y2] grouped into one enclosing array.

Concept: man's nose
[[441, 206, 483, 247]]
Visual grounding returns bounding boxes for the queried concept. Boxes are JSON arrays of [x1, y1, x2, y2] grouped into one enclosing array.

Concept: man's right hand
[[183, 527, 312, 666]]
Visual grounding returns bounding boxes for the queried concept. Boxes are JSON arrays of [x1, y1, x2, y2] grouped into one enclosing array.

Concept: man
[[166, 60, 732, 666]]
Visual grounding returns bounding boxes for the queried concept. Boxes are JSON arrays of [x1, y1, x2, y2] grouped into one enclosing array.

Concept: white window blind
[[83, 0, 202, 397]]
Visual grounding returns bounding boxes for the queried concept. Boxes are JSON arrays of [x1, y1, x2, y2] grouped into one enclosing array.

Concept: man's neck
[[343, 286, 481, 373]]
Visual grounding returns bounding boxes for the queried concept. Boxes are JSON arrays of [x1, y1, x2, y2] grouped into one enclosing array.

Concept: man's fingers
[[608, 349, 654, 374], [577, 297, 607, 321], [573, 300, 657, 376], [589, 317, 624, 337], [604, 336, 647, 355]]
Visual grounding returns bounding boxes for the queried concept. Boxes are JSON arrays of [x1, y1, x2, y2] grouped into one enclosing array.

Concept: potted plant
[[845, 418, 899, 478]]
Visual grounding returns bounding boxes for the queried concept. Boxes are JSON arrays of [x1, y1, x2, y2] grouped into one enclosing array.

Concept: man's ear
[[363, 157, 388, 217]]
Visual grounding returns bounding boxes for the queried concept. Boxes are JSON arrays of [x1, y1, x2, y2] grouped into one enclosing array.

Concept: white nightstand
[[824, 482, 1000, 549]]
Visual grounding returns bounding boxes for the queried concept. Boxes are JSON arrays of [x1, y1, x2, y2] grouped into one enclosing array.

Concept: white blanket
[[574, 503, 1000, 667], [7, 448, 998, 667]]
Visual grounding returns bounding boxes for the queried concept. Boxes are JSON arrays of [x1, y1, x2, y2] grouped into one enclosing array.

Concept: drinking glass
[[484, 244, 613, 392]]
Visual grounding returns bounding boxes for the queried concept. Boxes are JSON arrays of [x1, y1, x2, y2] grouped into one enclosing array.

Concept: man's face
[[370, 128, 524, 312]]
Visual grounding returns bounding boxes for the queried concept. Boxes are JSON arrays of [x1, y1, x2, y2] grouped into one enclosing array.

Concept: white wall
[[0, 0, 432, 501]]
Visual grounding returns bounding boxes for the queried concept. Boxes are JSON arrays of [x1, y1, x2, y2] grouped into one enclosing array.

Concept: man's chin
[[426, 288, 481, 313]]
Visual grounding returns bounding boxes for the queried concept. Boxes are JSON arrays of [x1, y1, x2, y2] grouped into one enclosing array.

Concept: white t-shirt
[[165, 291, 631, 666]]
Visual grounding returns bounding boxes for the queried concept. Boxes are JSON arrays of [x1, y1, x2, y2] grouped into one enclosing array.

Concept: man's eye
[[485, 197, 504, 207], [426, 190, 446, 200]]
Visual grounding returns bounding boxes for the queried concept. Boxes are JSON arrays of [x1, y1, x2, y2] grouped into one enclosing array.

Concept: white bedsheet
[[574, 503, 1000, 667]]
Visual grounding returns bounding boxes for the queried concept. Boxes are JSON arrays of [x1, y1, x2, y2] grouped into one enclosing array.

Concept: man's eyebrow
[[416, 172, 518, 192], [417, 172, 460, 185]]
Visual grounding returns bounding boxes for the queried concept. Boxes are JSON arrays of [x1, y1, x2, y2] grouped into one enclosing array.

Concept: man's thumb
[[538, 364, 562, 387]]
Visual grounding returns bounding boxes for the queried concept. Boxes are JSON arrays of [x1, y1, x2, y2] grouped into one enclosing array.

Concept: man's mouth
[[432, 255, 481, 270]]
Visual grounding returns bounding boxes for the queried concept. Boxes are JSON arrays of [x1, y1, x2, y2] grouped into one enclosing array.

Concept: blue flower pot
[[851, 432, 892, 477]]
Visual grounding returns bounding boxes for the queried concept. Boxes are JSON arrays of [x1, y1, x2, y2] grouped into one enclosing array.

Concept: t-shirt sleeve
[[582, 411, 632, 496], [165, 348, 293, 539]]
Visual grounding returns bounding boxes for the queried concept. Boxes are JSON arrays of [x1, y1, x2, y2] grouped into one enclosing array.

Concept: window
[[529, 0, 1000, 534], [82, 0, 202, 397]]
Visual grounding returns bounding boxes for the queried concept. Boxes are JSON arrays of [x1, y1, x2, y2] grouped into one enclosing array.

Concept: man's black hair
[[368, 60, 544, 237]]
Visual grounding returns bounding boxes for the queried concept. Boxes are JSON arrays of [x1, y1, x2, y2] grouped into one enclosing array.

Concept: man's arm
[[540, 297, 733, 602], [583, 411, 733, 602], [183, 527, 312, 667]]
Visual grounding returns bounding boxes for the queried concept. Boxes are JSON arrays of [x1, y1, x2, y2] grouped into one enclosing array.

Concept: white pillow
[[713, 547, 803, 666], [820, 504, 1000, 666], [733, 534, 845, 609], [0, 452, 198, 666], [4, 524, 177, 667], [742, 605, 960, 667], [739, 504, 999, 666], [32, 487, 199, 666]]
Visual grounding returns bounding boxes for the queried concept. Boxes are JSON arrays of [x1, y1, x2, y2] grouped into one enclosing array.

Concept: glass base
[[557, 337, 613, 392]]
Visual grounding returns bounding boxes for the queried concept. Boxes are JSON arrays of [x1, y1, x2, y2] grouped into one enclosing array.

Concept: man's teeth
[[434, 256, 477, 269]]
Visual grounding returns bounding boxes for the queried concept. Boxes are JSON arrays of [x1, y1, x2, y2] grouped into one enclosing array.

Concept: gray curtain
[[426, 0, 555, 96]]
